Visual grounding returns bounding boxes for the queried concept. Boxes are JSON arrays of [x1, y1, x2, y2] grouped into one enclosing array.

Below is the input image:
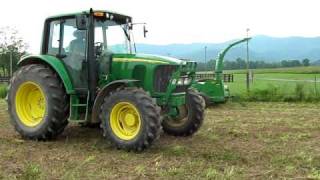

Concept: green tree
[[281, 60, 301, 67], [0, 26, 28, 76], [236, 58, 246, 69], [302, 58, 310, 66]]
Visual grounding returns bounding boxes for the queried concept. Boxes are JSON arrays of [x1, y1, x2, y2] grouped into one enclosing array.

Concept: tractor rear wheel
[[8, 64, 69, 140], [100, 87, 161, 151], [162, 89, 205, 136]]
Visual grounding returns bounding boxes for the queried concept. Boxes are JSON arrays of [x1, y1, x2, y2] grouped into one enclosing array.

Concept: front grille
[[154, 65, 177, 92], [174, 85, 188, 93], [154, 65, 189, 93]]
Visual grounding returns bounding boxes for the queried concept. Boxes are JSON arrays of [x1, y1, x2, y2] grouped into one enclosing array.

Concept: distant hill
[[135, 35, 320, 62]]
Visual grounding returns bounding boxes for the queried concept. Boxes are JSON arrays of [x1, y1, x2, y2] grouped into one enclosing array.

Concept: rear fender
[[18, 55, 74, 94]]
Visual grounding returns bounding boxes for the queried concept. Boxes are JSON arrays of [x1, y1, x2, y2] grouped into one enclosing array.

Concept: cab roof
[[46, 9, 132, 23]]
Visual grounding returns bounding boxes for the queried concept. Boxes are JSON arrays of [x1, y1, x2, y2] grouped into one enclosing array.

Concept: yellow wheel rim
[[110, 102, 141, 140], [15, 81, 47, 127]]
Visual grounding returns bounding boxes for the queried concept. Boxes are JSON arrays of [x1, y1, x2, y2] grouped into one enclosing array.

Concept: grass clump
[[247, 84, 280, 102], [164, 145, 187, 156], [205, 166, 240, 179], [20, 163, 42, 180]]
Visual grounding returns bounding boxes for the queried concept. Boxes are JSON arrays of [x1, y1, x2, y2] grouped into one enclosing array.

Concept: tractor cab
[[42, 10, 134, 93]]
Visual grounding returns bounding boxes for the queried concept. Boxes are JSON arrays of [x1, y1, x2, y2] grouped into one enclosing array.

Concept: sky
[[1, 0, 320, 53]]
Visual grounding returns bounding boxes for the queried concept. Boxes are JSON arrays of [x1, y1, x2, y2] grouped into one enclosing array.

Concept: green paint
[[193, 38, 251, 104], [100, 54, 196, 122], [215, 38, 251, 81], [106, 54, 196, 97], [193, 80, 226, 103]]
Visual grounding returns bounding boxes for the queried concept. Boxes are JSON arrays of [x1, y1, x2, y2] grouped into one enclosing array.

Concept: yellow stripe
[[113, 58, 169, 64]]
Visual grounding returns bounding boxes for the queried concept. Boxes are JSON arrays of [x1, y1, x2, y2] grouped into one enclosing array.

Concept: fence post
[[246, 71, 250, 92], [0, 66, 3, 77], [10, 51, 13, 77], [4, 66, 7, 76], [251, 71, 254, 84], [315, 75, 317, 96]]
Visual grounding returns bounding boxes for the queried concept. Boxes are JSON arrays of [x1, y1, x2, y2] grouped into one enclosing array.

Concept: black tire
[[8, 64, 69, 140], [162, 89, 205, 136], [199, 93, 211, 108], [100, 87, 161, 151]]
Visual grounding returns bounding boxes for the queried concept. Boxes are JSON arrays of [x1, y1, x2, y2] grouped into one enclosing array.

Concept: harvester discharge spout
[[215, 37, 251, 81], [192, 37, 251, 107]]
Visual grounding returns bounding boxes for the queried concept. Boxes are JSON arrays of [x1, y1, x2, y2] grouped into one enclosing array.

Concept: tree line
[[0, 27, 28, 76], [197, 57, 311, 71]]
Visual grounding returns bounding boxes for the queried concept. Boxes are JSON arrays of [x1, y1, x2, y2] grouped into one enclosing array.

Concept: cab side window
[[47, 20, 60, 55], [47, 19, 87, 59], [64, 19, 86, 56]]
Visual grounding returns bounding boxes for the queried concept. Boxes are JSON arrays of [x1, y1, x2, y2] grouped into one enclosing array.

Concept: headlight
[[184, 78, 191, 84], [175, 77, 191, 85], [177, 79, 184, 85]]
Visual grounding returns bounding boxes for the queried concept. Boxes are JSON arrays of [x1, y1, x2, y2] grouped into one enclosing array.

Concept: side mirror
[[143, 25, 148, 38], [76, 15, 87, 30]]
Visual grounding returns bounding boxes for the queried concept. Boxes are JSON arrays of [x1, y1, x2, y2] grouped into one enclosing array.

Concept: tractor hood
[[113, 53, 186, 65]]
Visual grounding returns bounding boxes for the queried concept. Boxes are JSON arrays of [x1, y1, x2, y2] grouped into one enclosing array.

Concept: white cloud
[[1, 0, 320, 53]]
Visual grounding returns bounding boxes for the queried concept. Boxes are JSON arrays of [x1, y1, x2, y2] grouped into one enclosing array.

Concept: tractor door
[[47, 18, 88, 91], [94, 21, 114, 76]]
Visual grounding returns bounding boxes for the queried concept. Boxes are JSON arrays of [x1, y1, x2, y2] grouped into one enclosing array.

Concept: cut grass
[[0, 100, 320, 179]]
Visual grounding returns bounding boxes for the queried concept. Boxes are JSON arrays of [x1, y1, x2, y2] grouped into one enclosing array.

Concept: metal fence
[[0, 65, 10, 83], [195, 73, 234, 82], [0, 76, 10, 83]]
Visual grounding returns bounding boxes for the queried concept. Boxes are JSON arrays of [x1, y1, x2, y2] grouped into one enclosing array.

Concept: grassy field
[[210, 66, 320, 101], [226, 73, 320, 101], [1, 100, 320, 179], [225, 66, 320, 74]]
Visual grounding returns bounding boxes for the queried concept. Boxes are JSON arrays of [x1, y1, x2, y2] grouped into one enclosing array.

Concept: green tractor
[[193, 38, 251, 106], [7, 9, 205, 151]]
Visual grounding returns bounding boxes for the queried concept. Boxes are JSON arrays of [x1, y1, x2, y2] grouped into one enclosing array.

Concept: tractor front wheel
[[162, 89, 205, 136], [8, 64, 69, 140], [100, 87, 161, 151]]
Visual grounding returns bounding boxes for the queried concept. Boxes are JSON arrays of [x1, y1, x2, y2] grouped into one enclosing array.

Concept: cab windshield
[[95, 19, 133, 54]]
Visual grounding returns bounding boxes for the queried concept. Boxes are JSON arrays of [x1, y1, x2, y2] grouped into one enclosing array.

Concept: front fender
[[18, 55, 74, 94], [90, 79, 140, 123]]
